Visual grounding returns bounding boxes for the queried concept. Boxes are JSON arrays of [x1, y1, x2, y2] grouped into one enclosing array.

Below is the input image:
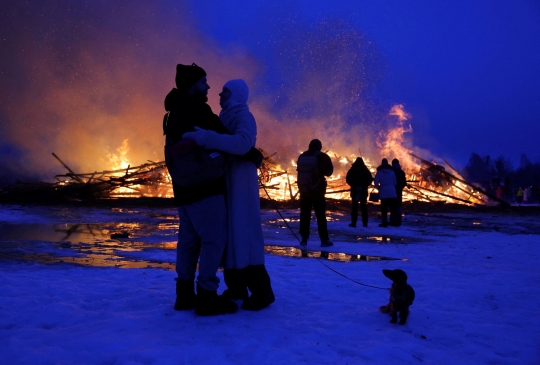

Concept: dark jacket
[[346, 159, 373, 197], [393, 164, 407, 193], [163, 88, 229, 205], [297, 149, 333, 195]]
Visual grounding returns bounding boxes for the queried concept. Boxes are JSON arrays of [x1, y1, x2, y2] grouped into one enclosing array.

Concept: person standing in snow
[[183, 79, 275, 311], [163, 63, 237, 316], [297, 139, 334, 247], [523, 186, 531, 204], [390, 158, 407, 226], [516, 187, 524, 204], [496, 185, 504, 200], [345, 157, 373, 228], [374, 158, 397, 227]]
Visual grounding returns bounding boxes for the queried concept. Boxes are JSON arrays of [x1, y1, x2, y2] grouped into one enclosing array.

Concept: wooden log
[[413, 184, 474, 205], [55, 161, 166, 177], [443, 160, 465, 179], [86, 172, 96, 184], [52, 153, 84, 183], [406, 184, 436, 203], [286, 172, 295, 200], [409, 152, 508, 206]]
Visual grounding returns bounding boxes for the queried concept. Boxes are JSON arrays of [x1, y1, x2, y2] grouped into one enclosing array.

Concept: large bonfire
[[18, 104, 500, 206]]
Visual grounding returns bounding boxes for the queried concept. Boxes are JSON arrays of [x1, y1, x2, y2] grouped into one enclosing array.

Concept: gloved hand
[[240, 147, 264, 168], [182, 126, 208, 146]]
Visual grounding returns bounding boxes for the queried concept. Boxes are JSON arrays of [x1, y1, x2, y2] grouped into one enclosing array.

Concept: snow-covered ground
[[1, 203, 539, 364]]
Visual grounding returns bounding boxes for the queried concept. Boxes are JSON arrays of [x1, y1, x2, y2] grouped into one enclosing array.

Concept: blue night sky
[[191, 0, 540, 163], [1, 0, 539, 183]]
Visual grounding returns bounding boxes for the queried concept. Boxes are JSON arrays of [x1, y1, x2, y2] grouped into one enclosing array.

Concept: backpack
[[163, 113, 226, 187], [296, 152, 320, 193]]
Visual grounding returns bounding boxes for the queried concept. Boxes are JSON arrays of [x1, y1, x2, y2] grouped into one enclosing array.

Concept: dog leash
[[259, 175, 388, 290]]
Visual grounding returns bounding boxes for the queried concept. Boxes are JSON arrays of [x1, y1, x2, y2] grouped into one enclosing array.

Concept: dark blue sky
[[1, 1, 539, 184], [189, 0, 540, 166]]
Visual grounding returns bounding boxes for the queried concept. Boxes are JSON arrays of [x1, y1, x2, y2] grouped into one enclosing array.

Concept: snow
[[1, 203, 539, 364]]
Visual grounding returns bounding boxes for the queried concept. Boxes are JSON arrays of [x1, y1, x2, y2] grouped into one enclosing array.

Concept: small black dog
[[379, 269, 415, 325]]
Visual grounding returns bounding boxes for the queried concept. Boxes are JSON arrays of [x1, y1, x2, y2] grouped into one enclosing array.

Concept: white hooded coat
[[374, 165, 398, 199], [199, 79, 265, 269]]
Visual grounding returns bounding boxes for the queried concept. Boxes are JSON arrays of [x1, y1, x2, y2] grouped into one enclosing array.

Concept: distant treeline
[[462, 152, 540, 202]]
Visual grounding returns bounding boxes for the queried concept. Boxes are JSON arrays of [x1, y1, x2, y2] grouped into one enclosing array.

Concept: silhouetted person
[[523, 186, 531, 204], [374, 158, 397, 227], [391, 158, 407, 226], [496, 185, 503, 200], [516, 187, 523, 204], [297, 139, 334, 247], [183, 79, 275, 311], [163, 63, 236, 316], [346, 157, 373, 228]]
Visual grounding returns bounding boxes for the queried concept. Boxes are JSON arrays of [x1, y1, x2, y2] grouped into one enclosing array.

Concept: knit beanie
[[175, 63, 207, 91], [308, 139, 322, 152]]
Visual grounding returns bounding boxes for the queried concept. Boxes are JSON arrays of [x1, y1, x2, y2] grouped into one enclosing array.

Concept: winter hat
[[383, 269, 408, 283], [392, 158, 399, 166], [221, 79, 249, 110], [308, 139, 322, 152], [354, 157, 365, 165], [175, 63, 206, 91], [381, 158, 389, 166]]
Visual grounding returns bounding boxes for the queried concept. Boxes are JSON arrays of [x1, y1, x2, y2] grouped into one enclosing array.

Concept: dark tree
[[463, 152, 496, 187]]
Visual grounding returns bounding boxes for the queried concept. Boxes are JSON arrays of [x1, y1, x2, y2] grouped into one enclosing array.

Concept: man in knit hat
[[346, 157, 373, 228], [163, 63, 236, 316], [296, 139, 334, 247]]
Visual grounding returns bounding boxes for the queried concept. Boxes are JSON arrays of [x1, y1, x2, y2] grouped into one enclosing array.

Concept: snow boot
[[195, 285, 238, 316], [321, 240, 333, 247], [222, 268, 249, 301], [241, 265, 275, 311], [174, 279, 196, 311]]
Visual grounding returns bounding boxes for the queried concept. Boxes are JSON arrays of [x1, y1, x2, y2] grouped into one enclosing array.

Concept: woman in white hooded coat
[[374, 158, 397, 227], [183, 79, 275, 310]]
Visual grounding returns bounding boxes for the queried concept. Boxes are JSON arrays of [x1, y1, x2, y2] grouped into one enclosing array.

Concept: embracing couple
[[163, 63, 275, 316]]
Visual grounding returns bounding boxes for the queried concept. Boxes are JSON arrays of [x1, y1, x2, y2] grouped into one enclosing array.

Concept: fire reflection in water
[[0, 223, 407, 267], [264, 245, 404, 262]]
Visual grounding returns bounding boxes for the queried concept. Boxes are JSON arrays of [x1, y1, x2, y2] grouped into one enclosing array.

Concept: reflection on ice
[[0, 222, 406, 267], [264, 245, 404, 262]]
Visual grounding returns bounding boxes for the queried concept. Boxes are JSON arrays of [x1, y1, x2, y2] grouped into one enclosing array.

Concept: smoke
[[0, 0, 260, 185], [250, 15, 410, 170], [0, 1, 420, 186]]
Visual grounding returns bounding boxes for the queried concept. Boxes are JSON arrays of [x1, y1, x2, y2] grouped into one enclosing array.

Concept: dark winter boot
[[174, 279, 196, 311], [195, 285, 238, 316], [241, 265, 275, 311], [222, 268, 249, 301], [398, 309, 408, 325]]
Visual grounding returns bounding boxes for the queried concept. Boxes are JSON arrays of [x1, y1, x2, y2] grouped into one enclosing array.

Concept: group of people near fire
[[163, 63, 407, 316]]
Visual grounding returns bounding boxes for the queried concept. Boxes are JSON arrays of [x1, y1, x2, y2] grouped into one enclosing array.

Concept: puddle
[[360, 236, 414, 243], [0, 251, 176, 270], [264, 245, 405, 262], [0, 223, 405, 268], [0, 222, 178, 269]]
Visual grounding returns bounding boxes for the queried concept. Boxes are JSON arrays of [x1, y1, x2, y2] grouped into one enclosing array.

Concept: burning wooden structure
[[1, 149, 506, 206]]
